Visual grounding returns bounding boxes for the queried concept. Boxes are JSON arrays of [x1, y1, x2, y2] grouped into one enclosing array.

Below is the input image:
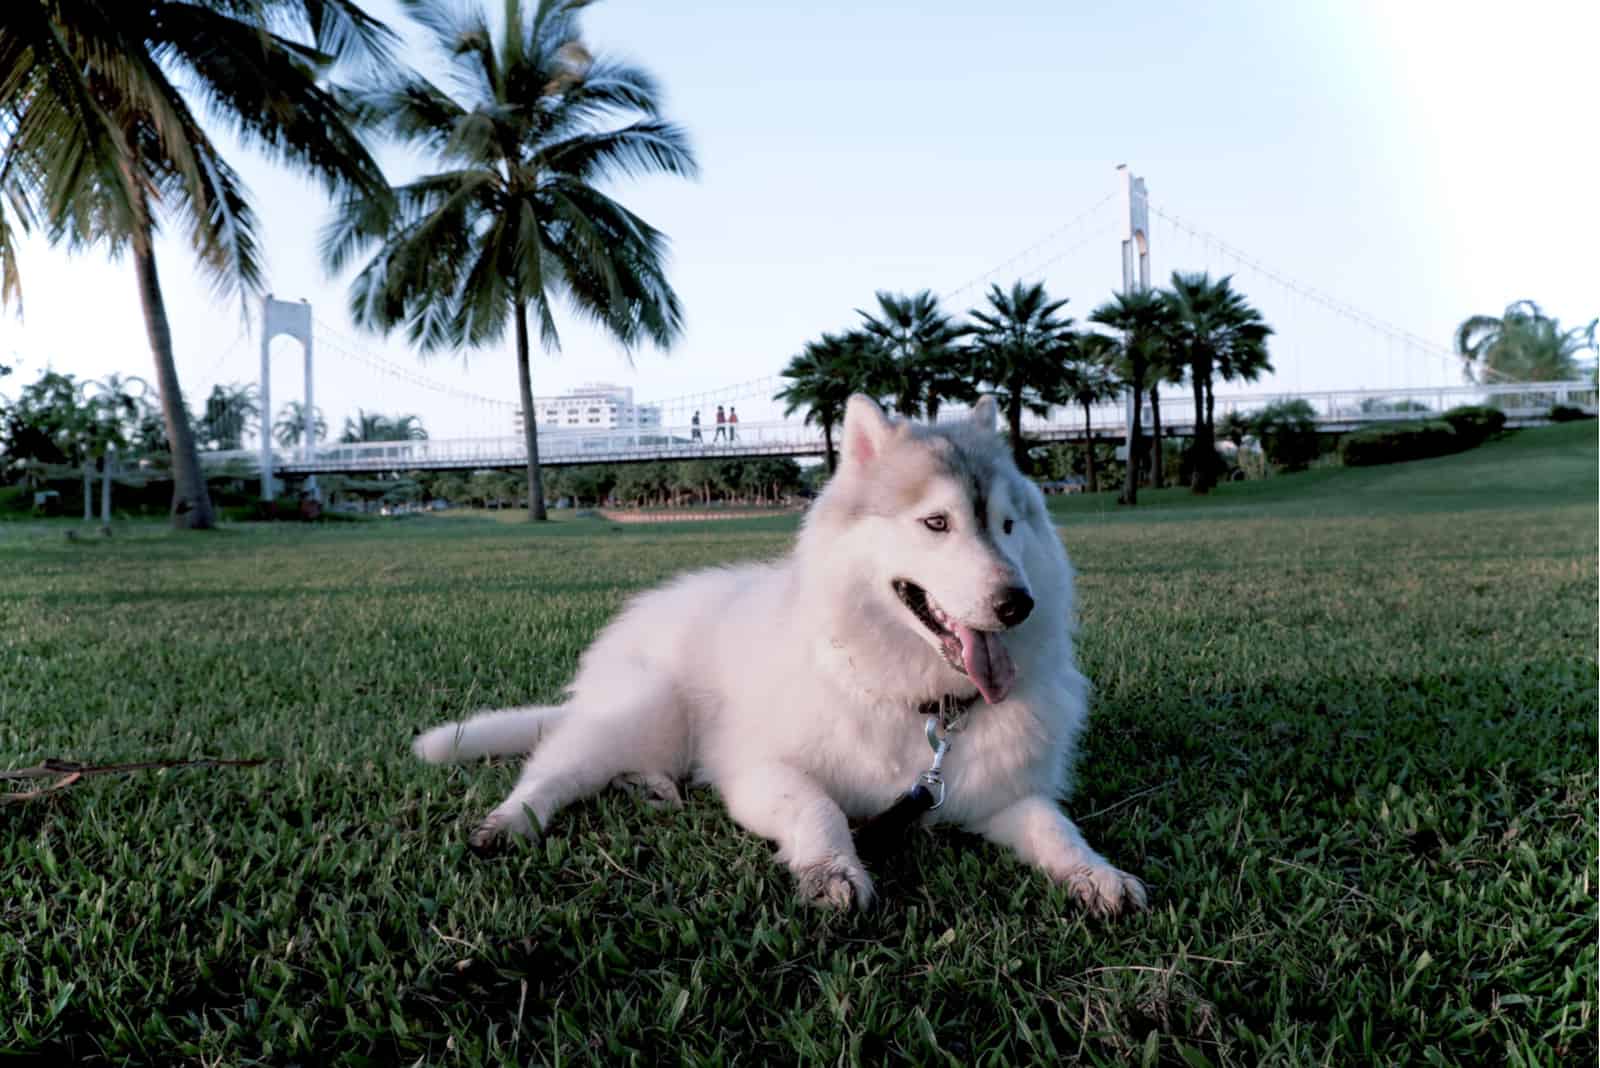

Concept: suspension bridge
[[212, 167, 1596, 482]]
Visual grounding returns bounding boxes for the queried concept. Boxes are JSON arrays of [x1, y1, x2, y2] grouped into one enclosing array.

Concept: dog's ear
[[970, 395, 999, 434], [843, 394, 893, 467]]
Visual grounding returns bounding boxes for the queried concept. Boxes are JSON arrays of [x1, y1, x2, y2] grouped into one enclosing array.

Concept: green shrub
[[1339, 421, 1459, 466], [1440, 405, 1507, 447], [1251, 399, 1322, 471], [1549, 404, 1594, 423]]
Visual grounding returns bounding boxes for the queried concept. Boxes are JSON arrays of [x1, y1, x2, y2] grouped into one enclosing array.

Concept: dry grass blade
[[0, 756, 273, 803]]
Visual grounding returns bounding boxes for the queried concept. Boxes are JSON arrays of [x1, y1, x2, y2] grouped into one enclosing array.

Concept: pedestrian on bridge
[[728, 407, 739, 442], [691, 410, 702, 442], [714, 405, 727, 442]]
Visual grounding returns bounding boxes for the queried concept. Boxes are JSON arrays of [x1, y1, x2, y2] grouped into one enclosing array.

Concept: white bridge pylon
[[259, 295, 314, 498]]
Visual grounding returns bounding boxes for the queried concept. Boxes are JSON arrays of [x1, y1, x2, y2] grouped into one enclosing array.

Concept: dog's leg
[[412, 705, 567, 764], [468, 688, 688, 850], [718, 764, 874, 910], [975, 795, 1147, 916]]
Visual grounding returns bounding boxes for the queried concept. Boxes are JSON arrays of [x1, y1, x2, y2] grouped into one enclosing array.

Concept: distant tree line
[[777, 274, 1274, 500], [0, 367, 426, 500], [414, 457, 805, 511]]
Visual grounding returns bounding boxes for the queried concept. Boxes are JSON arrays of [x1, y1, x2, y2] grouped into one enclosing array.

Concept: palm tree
[[197, 383, 260, 451], [2, 0, 395, 528], [274, 401, 328, 447], [1090, 289, 1170, 505], [967, 281, 1076, 472], [776, 332, 858, 473], [1062, 333, 1119, 494], [1455, 301, 1597, 383], [324, 0, 697, 521], [339, 409, 428, 443], [857, 290, 971, 420], [1164, 272, 1272, 493]]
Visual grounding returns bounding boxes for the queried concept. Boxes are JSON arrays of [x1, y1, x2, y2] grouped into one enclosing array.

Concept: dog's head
[[806, 394, 1058, 705]]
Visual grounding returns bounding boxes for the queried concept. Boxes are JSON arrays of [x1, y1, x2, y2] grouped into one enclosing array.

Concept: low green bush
[[1440, 405, 1507, 447], [1339, 420, 1459, 467], [1549, 404, 1594, 423], [1251, 399, 1323, 471]]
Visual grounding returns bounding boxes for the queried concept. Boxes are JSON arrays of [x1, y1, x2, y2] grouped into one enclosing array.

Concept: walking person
[[691, 410, 702, 443], [728, 406, 739, 442], [714, 405, 727, 442]]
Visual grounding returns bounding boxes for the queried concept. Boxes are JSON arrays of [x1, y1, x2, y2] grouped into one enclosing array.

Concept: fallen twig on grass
[[0, 756, 273, 804]]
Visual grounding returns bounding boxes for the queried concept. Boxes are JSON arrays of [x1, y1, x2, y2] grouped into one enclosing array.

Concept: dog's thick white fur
[[414, 395, 1146, 914]]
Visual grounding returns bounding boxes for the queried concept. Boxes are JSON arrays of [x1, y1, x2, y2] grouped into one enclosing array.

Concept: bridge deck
[[202, 382, 1596, 475]]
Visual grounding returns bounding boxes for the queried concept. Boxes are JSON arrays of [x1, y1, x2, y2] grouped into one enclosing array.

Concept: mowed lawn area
[[2, 424, 1594, 1066]]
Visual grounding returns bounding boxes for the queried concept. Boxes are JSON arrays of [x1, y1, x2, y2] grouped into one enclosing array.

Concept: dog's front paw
[[795, 853, 876, 910], [1062, 863, 1147, 918], [466, 806, 538, 856]]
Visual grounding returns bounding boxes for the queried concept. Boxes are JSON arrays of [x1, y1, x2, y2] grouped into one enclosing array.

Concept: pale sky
[[2, 0, 1595, 439]]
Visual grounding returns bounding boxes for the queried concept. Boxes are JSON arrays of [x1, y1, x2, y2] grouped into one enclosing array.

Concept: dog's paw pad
[[1063, 864, 1148, 918], [467, 808, 536, 856], [796, 854, 875, 911], [613, 772, 684, 809], [467, 820, 505, 857]]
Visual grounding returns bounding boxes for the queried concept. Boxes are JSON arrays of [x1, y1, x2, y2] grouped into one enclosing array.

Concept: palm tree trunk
[[131, 224, 215, 529], [1195, 378, 1218, 494], [100, 453, 112, 530], [1081, 400, 1097, 493], [1149, 388, 1165, 489], [1189, 372, 1208, 494], [514, 300, 547, 521], [823, 422, 837, 474], [1007, 390, 1026, 472], [1121, 386, 1142, 506]]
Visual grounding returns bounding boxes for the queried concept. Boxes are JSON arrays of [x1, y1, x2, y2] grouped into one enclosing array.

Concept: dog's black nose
[[994, 587, 1034, 627]]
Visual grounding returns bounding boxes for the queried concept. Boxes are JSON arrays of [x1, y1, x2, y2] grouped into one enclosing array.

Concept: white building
[[514, 382, 662, 433]]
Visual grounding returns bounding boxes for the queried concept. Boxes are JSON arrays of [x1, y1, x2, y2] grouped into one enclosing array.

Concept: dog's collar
[[916, 691, 981, 731]]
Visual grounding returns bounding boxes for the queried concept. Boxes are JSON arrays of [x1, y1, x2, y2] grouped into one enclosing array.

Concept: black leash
[[853, 694, 979, 858]]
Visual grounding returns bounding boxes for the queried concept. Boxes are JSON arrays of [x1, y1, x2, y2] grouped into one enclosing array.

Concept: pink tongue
[[953, 622, 1016, 704]]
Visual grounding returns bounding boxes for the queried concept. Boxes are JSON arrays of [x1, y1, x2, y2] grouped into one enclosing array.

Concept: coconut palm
[[1, 0, 395, 528], [1090, 289, 1170, 505], [324, 0, 697, 521], [1455, 301, 1597, 384], [197, 383, 260, 451], [967, 281, 1076, 472], [1164, 272, 1272, 493], [274, 401, 328, 447], [856, 290, 972, 420], [776, 332, 860, 473]]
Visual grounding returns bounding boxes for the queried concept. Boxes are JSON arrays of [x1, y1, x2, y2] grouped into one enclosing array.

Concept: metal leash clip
[[921, 716, 951, 810]]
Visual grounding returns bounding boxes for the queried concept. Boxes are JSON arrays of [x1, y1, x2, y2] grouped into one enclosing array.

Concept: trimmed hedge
[[1440, 405, 1507, 447], [1339, 420, 1459, 467], [1549, 404, 1595, 423]]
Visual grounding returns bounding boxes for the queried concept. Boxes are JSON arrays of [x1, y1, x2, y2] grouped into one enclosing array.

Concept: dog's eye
[[922, 514, 949, 533], [1003, 518, 1014, 535]]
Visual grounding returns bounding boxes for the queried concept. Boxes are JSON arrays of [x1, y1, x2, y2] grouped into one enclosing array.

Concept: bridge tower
[[1117, 165, 1151, 465], [259, 296, 315, 499]]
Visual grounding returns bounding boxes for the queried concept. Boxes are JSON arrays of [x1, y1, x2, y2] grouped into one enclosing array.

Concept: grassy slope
[[1, 425, 1595, 1066]]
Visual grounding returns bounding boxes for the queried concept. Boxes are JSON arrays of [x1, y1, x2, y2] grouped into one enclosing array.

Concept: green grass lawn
[[3, 424, 1595, 1066]]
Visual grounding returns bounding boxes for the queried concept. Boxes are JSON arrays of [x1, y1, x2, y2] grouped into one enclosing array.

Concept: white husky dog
[[414, 395, 1146, 914]]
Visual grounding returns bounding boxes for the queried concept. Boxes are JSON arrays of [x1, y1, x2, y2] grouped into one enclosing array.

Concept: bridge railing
[[1022, 380, 1598, 434], [203, 381, 1595, 473], [206, 420, 829, 473]]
